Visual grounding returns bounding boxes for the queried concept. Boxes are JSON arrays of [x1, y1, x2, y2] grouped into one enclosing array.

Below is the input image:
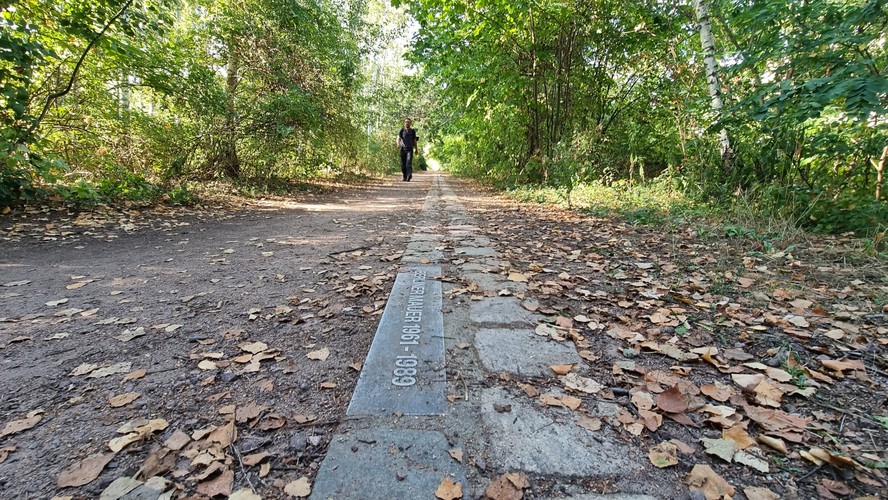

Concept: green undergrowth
[[504, 178, 888, 258]]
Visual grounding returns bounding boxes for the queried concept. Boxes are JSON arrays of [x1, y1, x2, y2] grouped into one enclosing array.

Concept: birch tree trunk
[[693, 0, 734, 173]]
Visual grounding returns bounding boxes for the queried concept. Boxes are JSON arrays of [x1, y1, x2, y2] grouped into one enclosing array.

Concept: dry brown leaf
[[448, 448, 463, 463], [108, 392, 140, 408], [549, 364, 573, 375], [1, 409, 44, 437], [435, 478, 462, 500], [122, 369, 146, 382], [577, 416, 602, 431], [701, 437, 737, 462], [723, 426, 755, 449], [648, 441, 679, 468], [163, 429, 190, 451], [239, 341, 268, 354], [686, 464, 736, 500], [235, 403, 266, 423], [307, 347, 330, 361], [484, 473, 523, 500], [700, 383, 733, 402], [757, 435, 787, 454], [284, 476, 312, 498], [208, 419, 237, 447], [494, 474, 525, 494], [655, 385, 688, 414], [744, 486, 780, 500], [518, 383, 539, 398], [242, 452, 271, 466], [57, 452, 115, 488], [0, 446, 15, 464], [820, 358, 866, 375], [560, 373, 603, 394], [196, 468, 233, 497], [230, 489, 262, 500]]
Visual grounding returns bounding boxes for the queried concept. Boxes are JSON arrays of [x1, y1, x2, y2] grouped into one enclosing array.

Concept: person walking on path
[[397, 118, 418, 181]]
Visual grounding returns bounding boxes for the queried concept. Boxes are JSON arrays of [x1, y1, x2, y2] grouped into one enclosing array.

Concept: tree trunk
[[221, 45, 241, 179], [876, 146, 887, 202], [693, 0, 734, 173]]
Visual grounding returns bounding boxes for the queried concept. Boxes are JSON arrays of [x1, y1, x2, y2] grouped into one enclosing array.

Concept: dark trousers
[[400, 149, 413, 180]]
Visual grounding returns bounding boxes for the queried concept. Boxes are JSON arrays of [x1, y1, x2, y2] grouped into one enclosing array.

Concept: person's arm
[[414, 134, 419, 154], [397, 130, 403, 149]]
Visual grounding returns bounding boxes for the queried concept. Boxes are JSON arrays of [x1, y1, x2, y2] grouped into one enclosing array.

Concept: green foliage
[[1, 0, 377, 204]]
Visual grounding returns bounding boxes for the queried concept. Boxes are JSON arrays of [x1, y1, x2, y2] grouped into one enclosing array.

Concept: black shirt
[[399, 128, 417, 150]]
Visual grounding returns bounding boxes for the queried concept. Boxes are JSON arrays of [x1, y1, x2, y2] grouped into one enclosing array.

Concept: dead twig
[[230, 443, 257, 494]]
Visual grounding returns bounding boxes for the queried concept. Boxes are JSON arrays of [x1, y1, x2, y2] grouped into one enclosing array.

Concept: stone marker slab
[[469, 296, 540, 326], [475, 328, 581, 377], [310, 427, 464, 500], [347, 266, 445, 416], [480, 388, 642, 476]]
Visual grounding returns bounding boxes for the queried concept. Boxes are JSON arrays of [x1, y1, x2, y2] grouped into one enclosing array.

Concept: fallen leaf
[[240, 341, 268, 354], [196, 468, 233, 497], [207, 420, 237, 447], [734, 449, 770, 473], [230, 488, 262, 500], [0, 446, 15, 464], [549, 364, 573, 376], [560, 372, 602, 394], [701, 437, 737, 462], [757, 435, 787, 454], [88, 362, 132, 378], [45, 298, 68, 307], [122, 369, 146, 382], [700, 383, 733, 402], [320, 381, 337, 389], [57, 453, 115, 488], [70, 363, 99, 377], [307, 348, 330, 361], [449, 448, 463, 463], [1, 409, 44, 437], [242, 452, 271, 466], [236, 403, 266, 423], [164, 429, 191, 451], [518, 383, 539, 398], [648, 441, 679, 468], [284, 476, 312, 497], [507, 272, 528, 282], [744, 486, 779, 500], [577, 415, 602, 431], [686, 464, 735, 500], [723, 426, 755, 449], [820, 358, 866, 375], [484, 473, 524, 500], [198, 360, 218, 370], [434, 477, 462, 500], [115, 327, 146, 342], [656, 385, 688, 414], [108, 392, 141, 408]]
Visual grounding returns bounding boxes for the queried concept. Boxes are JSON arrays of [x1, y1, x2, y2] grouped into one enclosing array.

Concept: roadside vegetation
[[403, 0, 887, 242]]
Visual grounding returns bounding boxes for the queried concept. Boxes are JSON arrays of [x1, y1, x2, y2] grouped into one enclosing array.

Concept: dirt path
[[0, 177, 425, 498], [1, 172, 886, 500]]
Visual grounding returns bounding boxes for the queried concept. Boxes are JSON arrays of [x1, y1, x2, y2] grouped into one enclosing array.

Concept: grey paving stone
[[463, 272, 527, 293], [469, 296, 539, 326], [458, 263, 496, 272], [454, 246, 497, 257], [475, 328, 580, 377], [480, 388, 643, 476], [406, 240, 439, 253], [310, 427, 464, 500]]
